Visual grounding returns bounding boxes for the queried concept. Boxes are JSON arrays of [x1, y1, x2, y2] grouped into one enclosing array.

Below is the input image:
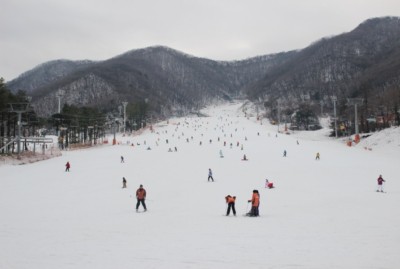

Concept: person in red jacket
[[136, 184, 147, 212], [377, 175, 385, 192], [265, 179, 274, 189], [65, 161, 70, 172], [225, 195, 236, 216], [246, 190, 260, 217]]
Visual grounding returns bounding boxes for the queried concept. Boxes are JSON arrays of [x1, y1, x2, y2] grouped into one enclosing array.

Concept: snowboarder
[[225, 195, 236, 216], [242, 154, 248, 161], [265, 179, 274, 189], [246, 190, 260, 217], [315, 152, 320, 160], [65, 161, 70, 172], [377, 175, 385, 192], [122, 177, 127, 188], [121, 156, 124, 163], [136, 184, 147, 212], [208, 168, 214, 182]]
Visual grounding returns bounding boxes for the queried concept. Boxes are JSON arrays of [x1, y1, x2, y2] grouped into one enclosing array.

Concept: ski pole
[[245, 202, 250, 214]]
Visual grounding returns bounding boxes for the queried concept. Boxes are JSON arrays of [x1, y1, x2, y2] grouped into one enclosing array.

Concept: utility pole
[[122, 102, 128, 134], [330, 96, 338, 138]]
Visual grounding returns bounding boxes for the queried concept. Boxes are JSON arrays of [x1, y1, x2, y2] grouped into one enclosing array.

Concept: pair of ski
[[224, 214, 260, 217]]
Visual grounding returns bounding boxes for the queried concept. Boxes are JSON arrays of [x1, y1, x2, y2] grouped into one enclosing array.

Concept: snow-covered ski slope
[[1, 101, 399, 269]]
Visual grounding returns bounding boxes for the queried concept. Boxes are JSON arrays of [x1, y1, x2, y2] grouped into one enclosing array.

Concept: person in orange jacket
[[136, 184, 147, 212], [246, 190, 260, 217], [225, 195, 236, 216]]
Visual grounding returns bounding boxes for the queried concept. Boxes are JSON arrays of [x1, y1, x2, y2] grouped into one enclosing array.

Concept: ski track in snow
[[1, 101, 399, 269]]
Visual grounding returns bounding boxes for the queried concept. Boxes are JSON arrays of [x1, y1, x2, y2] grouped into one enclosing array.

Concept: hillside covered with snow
[[1, 102, 399, 269]]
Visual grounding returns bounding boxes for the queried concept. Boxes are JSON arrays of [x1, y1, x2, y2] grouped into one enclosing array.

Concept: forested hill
[[8, 46, 293, 117], [245, 17, 400, 118]]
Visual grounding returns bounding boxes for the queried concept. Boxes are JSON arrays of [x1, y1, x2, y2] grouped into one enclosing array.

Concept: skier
[[122, 177, 127, 188], [219, 150, 224, 158], [377, 175, 385, 192], [246, 190, 260, 217], [283, 150, 287, 157], [242, 154, 248, 161], [225, 195, 236, 216], [315, 152, 320, 160], [136, 184, 147, 212], [121, 156, 124, 163], [265, 179, 274, 189], [208, 168, 214, 182], [65, 161, 70, 172]]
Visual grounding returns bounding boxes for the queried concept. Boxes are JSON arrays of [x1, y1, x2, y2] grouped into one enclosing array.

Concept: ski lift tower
[[122, 102, 128, 134], [347, 98, 363, 142], [56, 90, 63, 136], [56, 90, 64, 114], [9, 102, 30, 158], [276, 98, 281, 133], [330, 96, 338, 138]]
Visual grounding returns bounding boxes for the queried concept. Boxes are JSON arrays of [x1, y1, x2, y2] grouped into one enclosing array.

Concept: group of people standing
[[210, 167, 266, 217], [225, 189, 260, 217]]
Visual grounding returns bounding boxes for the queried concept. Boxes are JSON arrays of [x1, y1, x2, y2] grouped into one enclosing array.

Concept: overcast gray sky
[[1, 0, 400, 81]]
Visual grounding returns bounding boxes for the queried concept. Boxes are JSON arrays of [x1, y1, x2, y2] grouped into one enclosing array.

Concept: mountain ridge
[[6, 16, 400, 124]]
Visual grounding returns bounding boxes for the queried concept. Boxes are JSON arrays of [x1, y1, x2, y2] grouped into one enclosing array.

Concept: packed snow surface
[[1, 102, 399, 269]]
